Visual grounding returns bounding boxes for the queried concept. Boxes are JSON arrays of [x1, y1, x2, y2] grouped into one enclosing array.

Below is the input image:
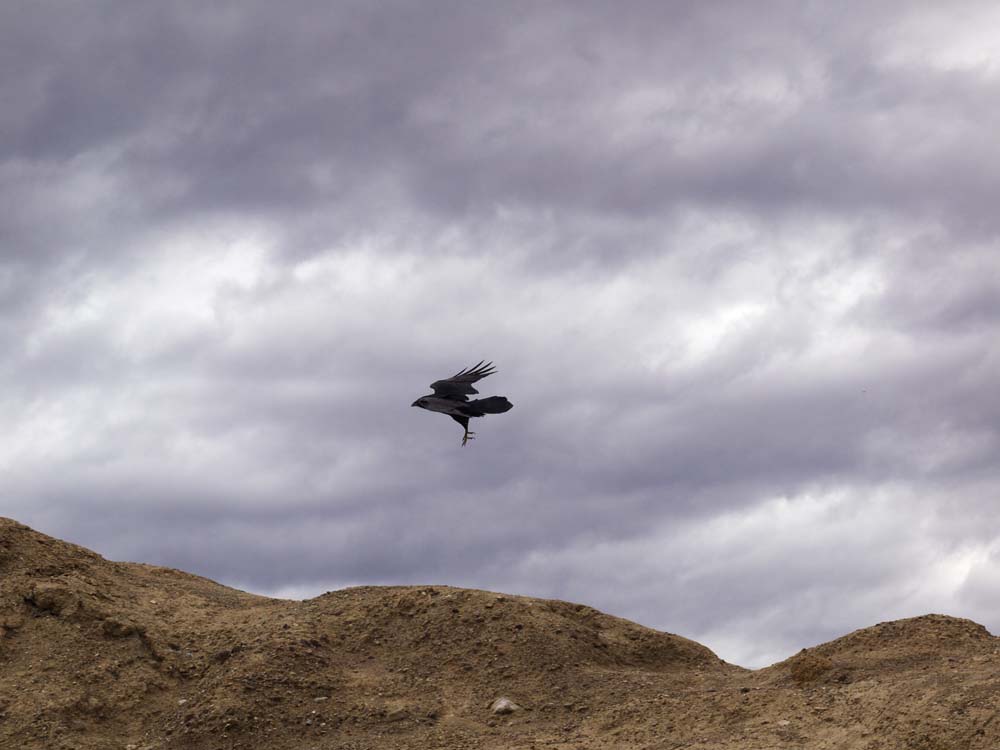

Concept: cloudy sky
[[3, 1, 1000, 668]]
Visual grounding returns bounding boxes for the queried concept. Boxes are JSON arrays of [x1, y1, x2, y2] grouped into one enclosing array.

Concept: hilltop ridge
[[2, 517, 998, 749]]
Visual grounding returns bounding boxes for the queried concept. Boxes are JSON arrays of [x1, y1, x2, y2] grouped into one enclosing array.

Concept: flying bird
[[411, 361, 513, 446]]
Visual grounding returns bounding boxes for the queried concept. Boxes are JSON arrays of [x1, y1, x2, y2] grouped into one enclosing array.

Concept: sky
[[2, 1, 1000, 668]]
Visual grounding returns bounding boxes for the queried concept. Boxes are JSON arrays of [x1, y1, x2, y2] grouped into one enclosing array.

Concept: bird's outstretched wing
[[430, 361, 497, 401]]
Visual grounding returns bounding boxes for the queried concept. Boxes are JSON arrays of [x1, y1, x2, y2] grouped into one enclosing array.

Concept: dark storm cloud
[[8, 1, 997, 251], [3, 1, 1000, 667]]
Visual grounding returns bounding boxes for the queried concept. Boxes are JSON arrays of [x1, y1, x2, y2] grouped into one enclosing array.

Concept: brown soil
[[2, 517, 998, 749]]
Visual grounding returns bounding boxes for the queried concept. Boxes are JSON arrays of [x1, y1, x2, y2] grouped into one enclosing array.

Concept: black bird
[[411, 361, 513, 445]]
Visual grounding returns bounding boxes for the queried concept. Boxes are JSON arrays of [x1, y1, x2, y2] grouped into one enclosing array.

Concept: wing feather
[[430, 361, 498, 399]]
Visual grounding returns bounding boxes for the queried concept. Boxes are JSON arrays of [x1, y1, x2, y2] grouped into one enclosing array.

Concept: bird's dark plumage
[[412, 361, 513, 445], [430, 360, 497, 399]]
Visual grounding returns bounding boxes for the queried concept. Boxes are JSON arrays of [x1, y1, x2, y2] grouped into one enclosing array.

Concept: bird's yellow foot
[[462, 431, 476, 446]]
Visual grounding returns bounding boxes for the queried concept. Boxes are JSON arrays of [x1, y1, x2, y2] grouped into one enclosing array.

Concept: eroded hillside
[[2, 518, 998, 749]]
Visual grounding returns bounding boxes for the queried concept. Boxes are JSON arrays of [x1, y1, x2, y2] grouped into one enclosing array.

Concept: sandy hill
[[1, 517, 998, 749]]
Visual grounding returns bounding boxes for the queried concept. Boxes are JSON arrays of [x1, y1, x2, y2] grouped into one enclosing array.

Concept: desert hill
[[1, 517, 998, 749]]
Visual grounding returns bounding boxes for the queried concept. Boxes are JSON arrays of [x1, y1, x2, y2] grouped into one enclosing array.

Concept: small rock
[[313, 696, 329, 702], [490, 697, 521, 715], [777, 719, 791, 727]]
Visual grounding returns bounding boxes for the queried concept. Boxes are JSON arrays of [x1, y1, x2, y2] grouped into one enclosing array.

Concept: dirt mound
[[774, 614, 995, 686], [2, 517, 1000, 749], [771, 614, 995, 683]]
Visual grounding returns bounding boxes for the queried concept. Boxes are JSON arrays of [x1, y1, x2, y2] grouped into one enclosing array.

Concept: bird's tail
[[466, 396, 513, 416]]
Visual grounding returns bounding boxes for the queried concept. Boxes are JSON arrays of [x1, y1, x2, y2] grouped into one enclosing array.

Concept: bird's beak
[[411, 400, 419, 407]]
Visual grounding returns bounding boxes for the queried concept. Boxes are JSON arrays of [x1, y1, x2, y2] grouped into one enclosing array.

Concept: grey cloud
[[11, 2, 992, 244]]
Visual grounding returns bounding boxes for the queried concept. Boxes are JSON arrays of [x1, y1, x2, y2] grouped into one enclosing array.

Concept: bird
[[411, 361, 513, 446]]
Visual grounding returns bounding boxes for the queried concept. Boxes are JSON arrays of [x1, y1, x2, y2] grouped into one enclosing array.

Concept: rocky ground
[[2, 516, 998, 749]]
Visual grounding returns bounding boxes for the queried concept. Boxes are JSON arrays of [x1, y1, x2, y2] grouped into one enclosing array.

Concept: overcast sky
[[3, 1, 1000, 668]]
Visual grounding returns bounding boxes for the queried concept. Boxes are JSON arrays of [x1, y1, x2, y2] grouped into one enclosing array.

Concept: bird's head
[[411, 398, 428, 409]]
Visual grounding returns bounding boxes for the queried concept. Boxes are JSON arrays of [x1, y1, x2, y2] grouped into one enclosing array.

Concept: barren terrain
[[2, 517, 998, 749]]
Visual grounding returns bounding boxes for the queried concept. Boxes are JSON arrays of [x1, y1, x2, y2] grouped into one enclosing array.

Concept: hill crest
[[2, 517, 998, 749]]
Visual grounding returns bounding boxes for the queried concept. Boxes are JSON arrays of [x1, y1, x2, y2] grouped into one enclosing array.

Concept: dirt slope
[[2, 517, 998, 749]]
